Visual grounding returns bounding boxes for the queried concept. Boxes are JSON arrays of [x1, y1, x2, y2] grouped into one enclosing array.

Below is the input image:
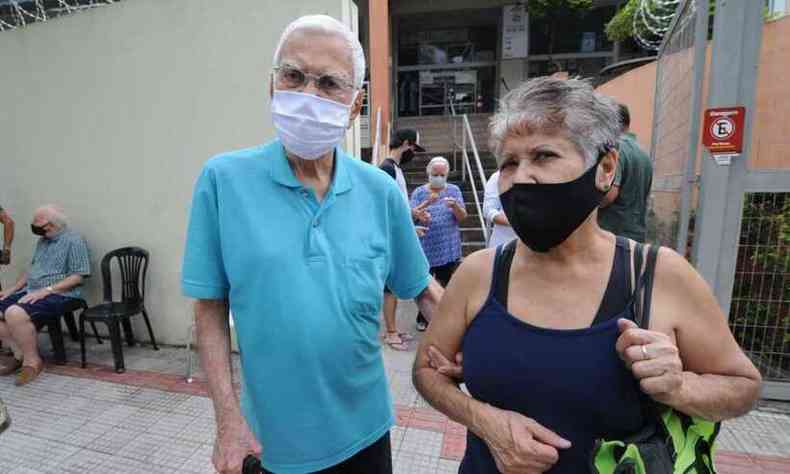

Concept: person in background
[[410, 156, 466, 331], [0, 204, 14, 268], [380, 129, 426, 350], [182, 16, 442, 474], [0, 205, 90, 386], [598, 103, 654, 242], [483, 170, 516, 248]]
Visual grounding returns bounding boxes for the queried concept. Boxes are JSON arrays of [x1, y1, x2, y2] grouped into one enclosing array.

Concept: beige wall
[[595, 61, 657, 152], [0, 0, 357, 344]]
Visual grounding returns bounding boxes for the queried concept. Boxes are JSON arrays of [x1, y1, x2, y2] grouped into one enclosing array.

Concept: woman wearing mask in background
[[412, 78, 761, 473], [410, 157, 467, 331]]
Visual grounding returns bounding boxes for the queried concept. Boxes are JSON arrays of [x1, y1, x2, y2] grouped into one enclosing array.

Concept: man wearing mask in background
[[598, 103, 653, 242], [0, 205, 90, 386], [182, 15, 442, 474], [380, 128, 427, 350]]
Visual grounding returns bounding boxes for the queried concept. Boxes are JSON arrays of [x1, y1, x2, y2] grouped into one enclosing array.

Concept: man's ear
[[348, 89, 365, 126], [269, 75, 274, 99]]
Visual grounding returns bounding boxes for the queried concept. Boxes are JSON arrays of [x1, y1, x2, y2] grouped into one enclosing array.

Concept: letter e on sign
[[702, 106, 746, 155]]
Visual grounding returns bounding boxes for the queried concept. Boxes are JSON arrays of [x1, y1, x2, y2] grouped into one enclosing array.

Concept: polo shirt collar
[[270, 141, 353, 195]]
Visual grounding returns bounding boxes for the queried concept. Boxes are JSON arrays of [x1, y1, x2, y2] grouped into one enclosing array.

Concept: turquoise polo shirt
[[181, 140, 430, 473]]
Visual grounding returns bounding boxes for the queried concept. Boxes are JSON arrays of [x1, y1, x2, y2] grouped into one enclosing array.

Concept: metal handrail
[[448, 97, 489, 243], [372, 107, 382, 166]]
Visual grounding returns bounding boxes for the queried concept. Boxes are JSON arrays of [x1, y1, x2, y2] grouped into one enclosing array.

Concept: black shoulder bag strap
[[634, 244, 659, 329]]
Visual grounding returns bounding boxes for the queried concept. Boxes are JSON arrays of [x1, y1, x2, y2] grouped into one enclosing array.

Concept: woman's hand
[[479, 404, 571, 473], [427, 345, 463, 381], [616, 319, 684, 404]]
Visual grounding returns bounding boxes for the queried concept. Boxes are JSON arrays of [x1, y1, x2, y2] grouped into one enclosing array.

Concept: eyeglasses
[[273, 64, 355, 96]]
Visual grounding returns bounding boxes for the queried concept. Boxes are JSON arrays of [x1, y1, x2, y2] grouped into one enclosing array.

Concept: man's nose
[[301, 77, 321, 96]]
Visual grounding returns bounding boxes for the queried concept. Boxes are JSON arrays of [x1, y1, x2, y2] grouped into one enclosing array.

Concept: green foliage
[[730, 194, 790, 374], [527, 0, 594, 19], [605, 0, 638, 42]]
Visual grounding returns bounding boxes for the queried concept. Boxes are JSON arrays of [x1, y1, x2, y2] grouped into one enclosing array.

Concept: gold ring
[[641, 345, 649, 360]]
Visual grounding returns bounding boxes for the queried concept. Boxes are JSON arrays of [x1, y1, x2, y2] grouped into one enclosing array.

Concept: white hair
[[37, 204, 68, 228], [272, 15, 366, 90], [426, 156, 451, 175], [489, 77, 621, 168]]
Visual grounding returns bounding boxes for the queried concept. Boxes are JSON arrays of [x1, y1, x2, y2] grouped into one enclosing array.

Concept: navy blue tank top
[[460, 237, 645, 473]]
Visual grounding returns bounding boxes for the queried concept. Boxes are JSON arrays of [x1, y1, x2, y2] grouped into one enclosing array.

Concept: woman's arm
[[413, 252, 487, 430], [618, 248, 762, 421]]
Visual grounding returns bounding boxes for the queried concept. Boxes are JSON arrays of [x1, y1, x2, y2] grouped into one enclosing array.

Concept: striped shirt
[[27, 228, 91, 298]]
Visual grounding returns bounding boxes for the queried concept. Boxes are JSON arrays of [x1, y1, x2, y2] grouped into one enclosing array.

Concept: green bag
[[590, 243, 721, 474]]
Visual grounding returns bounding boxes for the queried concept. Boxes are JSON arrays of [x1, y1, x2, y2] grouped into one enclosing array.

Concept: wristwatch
[[46, 286, 54, 293]]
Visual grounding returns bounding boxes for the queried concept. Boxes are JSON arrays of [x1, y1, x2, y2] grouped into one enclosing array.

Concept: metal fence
[[647, 0, 706, 253], [730, 193, 790, 382]]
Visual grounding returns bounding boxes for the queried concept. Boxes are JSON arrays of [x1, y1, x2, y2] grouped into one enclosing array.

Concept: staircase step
[[462, 242, 487, 257]]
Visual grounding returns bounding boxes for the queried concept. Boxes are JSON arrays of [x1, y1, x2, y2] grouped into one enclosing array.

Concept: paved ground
[[0, 300, 788, 473]]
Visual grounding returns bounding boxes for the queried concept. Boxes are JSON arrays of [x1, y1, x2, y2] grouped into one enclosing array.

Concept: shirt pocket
[[342, 253, 387, 316]]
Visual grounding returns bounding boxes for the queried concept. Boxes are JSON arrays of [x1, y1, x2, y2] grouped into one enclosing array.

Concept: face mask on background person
[[31, 224, 47, 236], [271, 90, 352, 160], [499, 152, 610, 253], [429, 175, 447, 189]]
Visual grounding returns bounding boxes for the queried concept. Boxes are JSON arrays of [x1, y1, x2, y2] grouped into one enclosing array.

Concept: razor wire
[[0, 0, 117, 31]]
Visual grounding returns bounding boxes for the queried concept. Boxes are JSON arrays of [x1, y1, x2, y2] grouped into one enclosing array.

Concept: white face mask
[[271, 90, 352, 160], [429, 175, 447, 188]]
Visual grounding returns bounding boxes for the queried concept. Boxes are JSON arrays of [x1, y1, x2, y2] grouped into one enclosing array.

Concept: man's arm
[[0, 209, 14, 264], [415, 278, 444, 323], [49, 275, 83, 293], [19, 274, 85, 303], [195, 299, 238, 422], [195, 299, 261, 473]]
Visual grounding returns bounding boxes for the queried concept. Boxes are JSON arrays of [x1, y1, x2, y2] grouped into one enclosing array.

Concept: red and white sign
[[702, 106, 746, 155]]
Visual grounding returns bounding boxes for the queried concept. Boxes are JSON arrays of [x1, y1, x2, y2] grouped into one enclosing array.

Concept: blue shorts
[[0, 292, 78, 323]]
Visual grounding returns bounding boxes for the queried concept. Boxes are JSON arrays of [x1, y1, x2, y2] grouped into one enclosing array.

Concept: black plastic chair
[[79, 247, 158, 373], [34, 298, 89, 365]]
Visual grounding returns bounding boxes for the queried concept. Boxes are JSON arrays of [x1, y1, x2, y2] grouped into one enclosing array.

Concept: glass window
[[398, 25, 498, 67], [529, 6, 616, 55]]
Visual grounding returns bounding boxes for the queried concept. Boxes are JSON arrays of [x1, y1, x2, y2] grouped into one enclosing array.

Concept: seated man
[[0, 205, 90, 386]]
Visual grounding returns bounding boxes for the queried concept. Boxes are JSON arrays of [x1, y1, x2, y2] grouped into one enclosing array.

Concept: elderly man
[[0, 205, 90, 386], [182, 15, 441, 474]]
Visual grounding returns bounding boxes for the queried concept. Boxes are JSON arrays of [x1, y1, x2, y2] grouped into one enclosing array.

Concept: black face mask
[[500, 159, 607, 253], [400, 149, 415, 166], [31, 224, 47, 236]]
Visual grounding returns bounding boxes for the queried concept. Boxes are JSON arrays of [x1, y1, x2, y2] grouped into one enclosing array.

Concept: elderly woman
[[411, 156, 467, 331], [413, 78, 761, 473]]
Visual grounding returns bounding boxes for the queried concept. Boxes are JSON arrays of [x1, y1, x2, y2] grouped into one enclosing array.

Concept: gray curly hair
[[489, 77, 621, 168]]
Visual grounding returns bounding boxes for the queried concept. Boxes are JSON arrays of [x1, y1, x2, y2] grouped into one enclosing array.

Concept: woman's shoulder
[[455, 248, 497, 280]]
